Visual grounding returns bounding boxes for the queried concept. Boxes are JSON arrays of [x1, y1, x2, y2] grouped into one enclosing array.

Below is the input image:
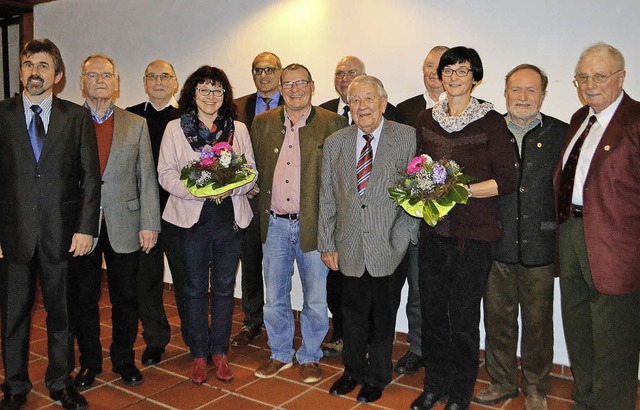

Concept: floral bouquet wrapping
[[388, 154, 474, 227], [180, 141, 256, 197]]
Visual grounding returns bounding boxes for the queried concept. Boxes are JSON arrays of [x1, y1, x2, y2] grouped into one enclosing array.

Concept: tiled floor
[[0, 279, 606, 410]]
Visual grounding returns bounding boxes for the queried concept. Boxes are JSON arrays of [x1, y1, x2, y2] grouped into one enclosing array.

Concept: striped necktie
[[557, 115, 597, 223], [357, 134, 373, 196]]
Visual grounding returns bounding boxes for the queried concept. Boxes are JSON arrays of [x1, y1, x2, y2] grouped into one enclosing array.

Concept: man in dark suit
[[69, 54, 160, 390], [0, 39, 100, 410], [126, 60, 182, 365], [319, 55, 399, 359], [553, 42, 640, 410], [318, 75, 417, 404], [231, 51, 284, 347], [394, 45, 448, 376]]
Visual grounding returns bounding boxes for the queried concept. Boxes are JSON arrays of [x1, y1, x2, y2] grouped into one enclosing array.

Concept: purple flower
[[432, 163, 447, 184]]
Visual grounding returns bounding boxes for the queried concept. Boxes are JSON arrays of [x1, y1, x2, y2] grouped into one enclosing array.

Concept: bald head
[[334, 56, 366, 103], [144, 60, 178, 108]]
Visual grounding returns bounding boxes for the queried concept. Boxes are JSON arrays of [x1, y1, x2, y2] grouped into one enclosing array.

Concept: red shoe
[[190, 358, 207, 384], [213, 354, 233, 382]]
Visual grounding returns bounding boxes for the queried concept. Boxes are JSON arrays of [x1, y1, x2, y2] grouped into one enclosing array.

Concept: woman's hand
[[206, 190, 232, 203]]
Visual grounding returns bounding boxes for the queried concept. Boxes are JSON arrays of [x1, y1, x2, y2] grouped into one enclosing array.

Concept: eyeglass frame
[[144, 73, 175, 82], [573, 69, 624, 86], [252, 67, 278, 76], [281, 79, 312, 89], [441, 67, 474, 77], [335, 70, 360, 80], [195, 87, 225, 97], [83, 72, 115, 81]]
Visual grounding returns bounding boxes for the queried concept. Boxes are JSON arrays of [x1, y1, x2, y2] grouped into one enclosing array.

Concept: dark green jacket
[[251, 106, 348, 252]]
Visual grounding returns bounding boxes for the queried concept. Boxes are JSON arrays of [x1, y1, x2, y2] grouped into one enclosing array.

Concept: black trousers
[[137, 219, 187, 348], [419, 233, 492, 405], [68, 220, 140, 370], [0, 247, 74, 394], [341, 258, 407, 388], [326, 269, 344, 340], [239, 197, 264, 330]]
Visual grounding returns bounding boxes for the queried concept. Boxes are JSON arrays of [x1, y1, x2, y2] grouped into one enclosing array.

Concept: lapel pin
[[274, 148, 279, 154], [604, 145, 611, 151], [537, 142, 542, 148]]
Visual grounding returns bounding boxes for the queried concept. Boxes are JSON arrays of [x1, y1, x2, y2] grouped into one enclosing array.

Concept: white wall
[[33, 0, 640, 368]]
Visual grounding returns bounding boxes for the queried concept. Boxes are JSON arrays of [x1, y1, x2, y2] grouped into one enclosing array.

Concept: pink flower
[[407, 154, 432, 174], [212, 142, 233, 155], [199, 157, 217, 166]]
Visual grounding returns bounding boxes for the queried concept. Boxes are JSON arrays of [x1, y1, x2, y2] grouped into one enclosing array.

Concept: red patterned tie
[[557, 115, 597, 223], [357, 134, 373, 196]]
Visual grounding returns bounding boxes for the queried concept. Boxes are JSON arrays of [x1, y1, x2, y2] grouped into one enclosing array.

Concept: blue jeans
[[262, 215, 329, 364], [181, 200, 242, 359]]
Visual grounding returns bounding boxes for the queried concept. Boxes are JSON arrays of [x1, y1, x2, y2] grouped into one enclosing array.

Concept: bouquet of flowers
[[388, 154, 474, 227], [180, 141, 256, 197]]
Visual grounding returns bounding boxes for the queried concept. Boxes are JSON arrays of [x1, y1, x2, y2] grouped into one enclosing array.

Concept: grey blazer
[[318, 120, 419, 278], [101, 106, 160, 253]]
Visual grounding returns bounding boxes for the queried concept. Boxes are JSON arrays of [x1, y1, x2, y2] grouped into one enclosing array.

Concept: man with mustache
[[473, 64, 567, 410], [0, 39, 100, 410]]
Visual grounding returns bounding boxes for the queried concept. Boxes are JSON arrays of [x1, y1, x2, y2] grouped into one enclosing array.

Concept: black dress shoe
[[49, 386, 88, 410], [141, 346, 164, 366], [444, 402, 466, 410], [357, 383, 383, 403], [410, 391, 448, 410], [74, 367, 101, 390], [0, 394, 27, 410], [113, 363, 143, 386], [329, 374, 359, 396], [394, 351, 423, 374]]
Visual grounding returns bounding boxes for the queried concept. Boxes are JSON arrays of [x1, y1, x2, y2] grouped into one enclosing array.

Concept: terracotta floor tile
[[549, 375, 575, 400], [231, 348, 272, 372], [284, 387, 358, 410], [200, 392, 274, 409], [121, 398, 172, 409], [393, 368, 425, 389], [82, 384, 144, 409], [236, 377, 310, 407], [374, 382, 423, 409], [20, 390, 54, 409], [148, 380, 224, 409], [130, 366, 185, 397]]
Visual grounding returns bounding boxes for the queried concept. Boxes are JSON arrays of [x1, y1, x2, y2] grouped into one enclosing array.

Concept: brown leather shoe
[[190, 358, 208, 385], [231, 326, 261, 347], [254, 359, 292, 379], [212, 354, 233, 382], [300, 362, 321, 383]]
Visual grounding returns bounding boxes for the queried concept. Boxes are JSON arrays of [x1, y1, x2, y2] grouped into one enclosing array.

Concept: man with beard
[[0, 39, 100, 410]]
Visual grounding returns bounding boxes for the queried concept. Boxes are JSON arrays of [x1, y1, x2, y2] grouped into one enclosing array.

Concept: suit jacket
[[553, 92, 640, 295], [318, 120, 419, 278], [396, 94, 426, 128], [251, 106, 348, 252], [234, 93, 285, 130], [0, 95, 101, 263], [100, 106, 161, 253], [319, 97, 400, 122]]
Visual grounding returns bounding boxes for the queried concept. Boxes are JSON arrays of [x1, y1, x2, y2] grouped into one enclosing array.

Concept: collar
[[23, 92, 53, 114], [357, 118, 384, 140], [258, 90, 281, 102], [145, 96, 178, 112], [505, 112, 543, 132], [590, 91, 624, 130], [84, 101, 114, 124]]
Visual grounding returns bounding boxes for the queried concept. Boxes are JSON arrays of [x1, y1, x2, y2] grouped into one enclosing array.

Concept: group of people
[[0, 37, 637, 410]]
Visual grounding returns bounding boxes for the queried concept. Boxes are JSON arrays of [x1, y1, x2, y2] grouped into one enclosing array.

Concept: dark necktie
[[557, 115, 597, 223], [262, 97, 272, 111], [28, 105, 46, 161], [342, 105, 350, 119], [357, 134, 373, 196]]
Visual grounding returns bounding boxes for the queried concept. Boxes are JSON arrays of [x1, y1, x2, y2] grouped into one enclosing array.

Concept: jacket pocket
[[126, 198, 141, 211]]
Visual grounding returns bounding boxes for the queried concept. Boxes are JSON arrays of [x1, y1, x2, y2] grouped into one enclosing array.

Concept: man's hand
[[0, 242, 3, 259], [246, 185, 260, 200], [69, 233, 94, 257], [140, 230, 158, 254], [321, 251, 339, 271]]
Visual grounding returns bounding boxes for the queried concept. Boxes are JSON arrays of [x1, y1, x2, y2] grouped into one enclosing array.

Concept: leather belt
[[270, 211, 299, 220], [571, 204, 583, 218]]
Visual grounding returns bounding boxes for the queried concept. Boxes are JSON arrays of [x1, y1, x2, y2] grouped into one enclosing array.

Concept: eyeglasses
[[145, 73, 175, 82], [335, 70, 359, 80], [573, 69, 623, 85], [84, 72, 115, 81], [281, 79, 311, 89], [252, 67, 278, 76], [441, 67, 473, 77], [196, 87, 225, 97]]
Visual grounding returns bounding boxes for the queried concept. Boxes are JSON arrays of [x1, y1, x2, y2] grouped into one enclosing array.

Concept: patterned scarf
[[180, 111, 235, 151], [431, 97, 493, 133]]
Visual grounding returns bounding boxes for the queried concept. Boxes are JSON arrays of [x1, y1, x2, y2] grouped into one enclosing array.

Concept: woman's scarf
[[180, 111, 235, 150], [432, 97, 493, 133]]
